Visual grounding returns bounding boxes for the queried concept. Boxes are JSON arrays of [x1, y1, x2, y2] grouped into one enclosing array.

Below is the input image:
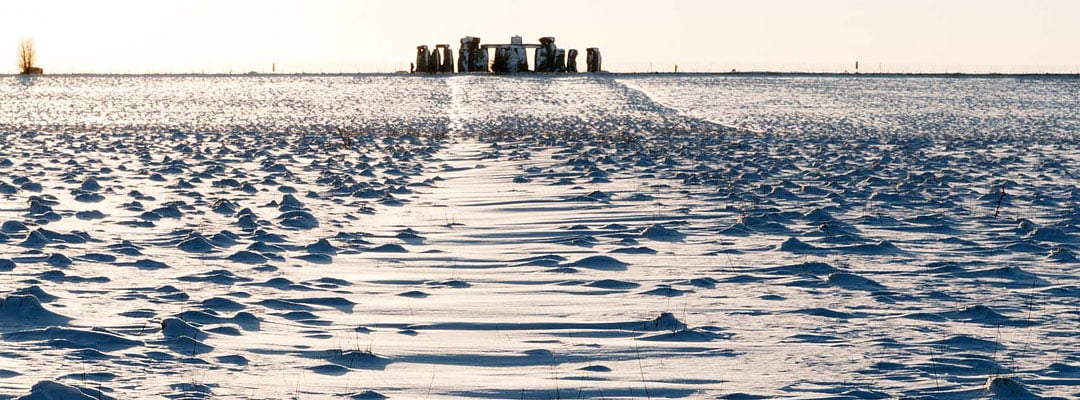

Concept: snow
[[1, 74, 1079, 398]]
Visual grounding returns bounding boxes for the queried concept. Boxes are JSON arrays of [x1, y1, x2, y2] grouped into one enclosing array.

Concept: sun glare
[[1, 0, 1077, 74]]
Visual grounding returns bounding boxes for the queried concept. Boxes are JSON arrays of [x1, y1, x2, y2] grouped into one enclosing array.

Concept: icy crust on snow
[[0, 75, 451, 137], [1, 75, 1079, 399], [620, 75, 1080, 141]]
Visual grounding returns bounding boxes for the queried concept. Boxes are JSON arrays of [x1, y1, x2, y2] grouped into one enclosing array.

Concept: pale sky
[[2, 0, 1078, 74]]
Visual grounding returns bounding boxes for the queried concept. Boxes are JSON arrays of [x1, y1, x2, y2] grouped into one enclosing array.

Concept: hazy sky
[[2, 0, 1078, 74]]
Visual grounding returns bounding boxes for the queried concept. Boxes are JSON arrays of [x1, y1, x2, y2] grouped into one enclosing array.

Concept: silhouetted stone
[[535, 37, 556, 72], [437, 45, 454, 73], [415, 45, 430, 73], [458, 37, 478, 72], [491, 36, 528, 74], [428, 48, 440, 75], [587, 48, 602, 73], [420, 36, 591, 74]]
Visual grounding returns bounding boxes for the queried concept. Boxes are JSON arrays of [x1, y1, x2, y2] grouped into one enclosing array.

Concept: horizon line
[[5, 71, 1080, 79]]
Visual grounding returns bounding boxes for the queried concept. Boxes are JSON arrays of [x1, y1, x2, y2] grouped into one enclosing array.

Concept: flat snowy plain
[[1, 74, 1078, 399]]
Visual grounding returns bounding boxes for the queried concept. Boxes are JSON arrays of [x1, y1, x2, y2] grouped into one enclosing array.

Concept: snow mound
[[639, 224, 686, 241], [295, 254, 333, 264], [166, 335, 214, 355], [177, 235, 215, 253], [4, 326, 142, 351], [567, 255, 629, 271], [639, 328, 726, 342], [13, 286, 58, 302], [780, 237, 821, 253], [278, 194, 306, 211], [349, 390, 389, 399], [305, 239, 340, 254], [586, 279, 640, 289], [161, 317, 208, 340], [609, 246, 657, 254], [760, 262, 840, 276], [648, 312, 686, 331], [16, 380, 99, 400], [227, 251, 269, 264], [133, 259, 169, 270], [310, 349, 391, 370], [369, 243, 407, 253], [2, 220, 29, 233], [277, 210, 319, 229], [20, 230, 49, 248], [80, 178, 102, 192], [1, 295, 71, 326], [983, 376, 1037, 398], [826, 273, 886, 291], [46, 253, 72, 267], [1048, 247, 1077, 263]]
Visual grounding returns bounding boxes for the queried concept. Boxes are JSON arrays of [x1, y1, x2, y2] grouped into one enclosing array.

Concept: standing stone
[[587, 48, 602, 73], [510, 36, 528, 73], [437, 45, 454, 73], [415, 45, 430, 73], [567, 49, 579, 73], [535, 37, 556, 72], [492, 47, 509, 73], [458, 40, 470, 72], [554, 49, 566, 73], [492, 36, 528, 74], [423, 47, 436, 74], [459, 37, 479, 72], [473, 46, 489, 72]]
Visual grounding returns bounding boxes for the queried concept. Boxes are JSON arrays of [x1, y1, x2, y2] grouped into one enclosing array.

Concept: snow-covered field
[[1, 74, 1078, 399]]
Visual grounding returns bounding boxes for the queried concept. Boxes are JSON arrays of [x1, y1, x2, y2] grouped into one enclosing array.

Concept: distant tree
[[18, 38, 42, 75]]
